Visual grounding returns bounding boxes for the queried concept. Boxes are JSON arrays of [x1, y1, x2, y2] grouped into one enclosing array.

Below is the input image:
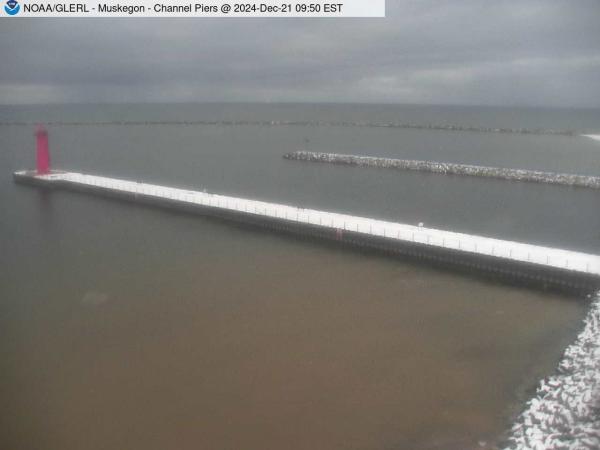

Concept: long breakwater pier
[[14, 169, 600, 295]]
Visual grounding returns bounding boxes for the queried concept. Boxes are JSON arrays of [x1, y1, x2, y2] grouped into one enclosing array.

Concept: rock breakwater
[[284, 151, 600, 190], [505, 295, 600, 449]]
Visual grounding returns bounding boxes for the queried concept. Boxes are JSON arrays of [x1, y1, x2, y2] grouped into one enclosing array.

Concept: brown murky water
[[1, 104, 598, 449], [1, 212, 587, 450]]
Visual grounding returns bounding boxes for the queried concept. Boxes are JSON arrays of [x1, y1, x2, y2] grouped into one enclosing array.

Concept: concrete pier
[[14, 170, 600, 294]]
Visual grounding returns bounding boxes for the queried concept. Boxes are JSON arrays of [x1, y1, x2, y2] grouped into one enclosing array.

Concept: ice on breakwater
[[505, 294, 600, 450], [0, 119, 579, 136], [284, 151, 600, 190]]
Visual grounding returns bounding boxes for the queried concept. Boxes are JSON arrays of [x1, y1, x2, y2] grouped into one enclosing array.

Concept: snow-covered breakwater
[[505, 294, 600, 450], [284, 151, 600, 190], [15, 169, 600, 294]]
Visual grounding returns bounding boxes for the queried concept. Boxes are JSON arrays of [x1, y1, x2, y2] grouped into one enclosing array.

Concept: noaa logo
[[4, 0, 20, 15]]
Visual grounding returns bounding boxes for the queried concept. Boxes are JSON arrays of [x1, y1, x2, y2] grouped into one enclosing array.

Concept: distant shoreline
[[0, 119, 580, 137]]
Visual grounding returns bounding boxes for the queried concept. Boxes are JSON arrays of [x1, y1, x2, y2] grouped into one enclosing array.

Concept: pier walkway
[[14, 170, 600, 293]]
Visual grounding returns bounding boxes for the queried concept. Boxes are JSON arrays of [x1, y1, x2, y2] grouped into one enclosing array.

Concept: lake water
[[1, 103, 599, 449]]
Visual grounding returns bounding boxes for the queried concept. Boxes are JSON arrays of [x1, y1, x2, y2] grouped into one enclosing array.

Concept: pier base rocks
[[505, 295, 600, 450]]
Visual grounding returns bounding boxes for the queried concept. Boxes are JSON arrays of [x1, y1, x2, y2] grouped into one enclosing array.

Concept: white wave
[[582, 134, 600, 142], [505, 293, 600, 449]]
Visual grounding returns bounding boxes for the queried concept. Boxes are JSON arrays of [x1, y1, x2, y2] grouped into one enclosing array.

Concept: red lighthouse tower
[[35, 126, 50, 175]]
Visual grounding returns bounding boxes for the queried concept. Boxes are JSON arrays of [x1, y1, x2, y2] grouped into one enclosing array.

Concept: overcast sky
[[1, 0, 599, 107]]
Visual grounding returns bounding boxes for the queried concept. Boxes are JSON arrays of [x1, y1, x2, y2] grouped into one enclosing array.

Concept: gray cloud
[[1, 0, 600, 106]]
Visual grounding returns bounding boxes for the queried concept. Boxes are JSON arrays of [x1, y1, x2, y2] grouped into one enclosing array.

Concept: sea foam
[[582, 134, 600, 142]]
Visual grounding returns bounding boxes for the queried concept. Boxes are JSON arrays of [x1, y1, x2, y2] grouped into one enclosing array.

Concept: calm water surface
[[1, 104, 599, 449]]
